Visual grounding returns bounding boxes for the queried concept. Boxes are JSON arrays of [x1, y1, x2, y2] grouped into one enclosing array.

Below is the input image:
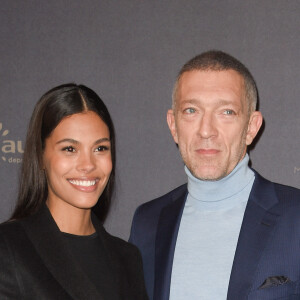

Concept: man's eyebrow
[[56, 137, 110, 145], [180, 99, 199, 106], [216, 99, 239, 106], [180, 99, 238, 106]]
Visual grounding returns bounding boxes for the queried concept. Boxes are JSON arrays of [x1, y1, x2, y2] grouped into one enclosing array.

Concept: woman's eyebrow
[[56, 138, 79, 145], [94, 138, 110, 145], [56, 137, 110, 145]]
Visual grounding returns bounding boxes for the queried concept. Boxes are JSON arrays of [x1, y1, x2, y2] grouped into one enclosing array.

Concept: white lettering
[[8, 157, 22, 164], [17, 141, 24, 153], [2, 140, 15, 153]]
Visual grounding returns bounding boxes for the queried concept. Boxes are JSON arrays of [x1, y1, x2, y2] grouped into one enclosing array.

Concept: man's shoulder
[[130, 184, 187, 231], [129, 183, 187, 244], [135, 183, 187, 215], [273, 181, 300, 202], [273, 181, 300, 192], [253, 170, 300, 208]]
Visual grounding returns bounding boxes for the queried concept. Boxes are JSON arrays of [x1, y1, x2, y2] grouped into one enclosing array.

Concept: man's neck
[[185, 154, 254, 209]]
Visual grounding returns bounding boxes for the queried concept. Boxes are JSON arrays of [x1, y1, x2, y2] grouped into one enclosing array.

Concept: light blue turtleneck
[[169, 154, 255, 300]]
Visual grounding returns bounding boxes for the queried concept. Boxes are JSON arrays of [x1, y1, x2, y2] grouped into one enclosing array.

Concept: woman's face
[[43, 111, 112, 212]]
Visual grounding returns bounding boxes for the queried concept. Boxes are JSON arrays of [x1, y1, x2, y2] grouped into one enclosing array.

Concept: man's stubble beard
[[179, 125, 249, 182]]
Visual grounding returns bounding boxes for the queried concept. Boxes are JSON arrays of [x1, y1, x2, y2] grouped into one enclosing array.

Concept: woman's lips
[[67, 178, 99, 192]]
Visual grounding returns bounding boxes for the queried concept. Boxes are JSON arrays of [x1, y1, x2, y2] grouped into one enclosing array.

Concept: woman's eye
[[184, 108, 196, 114], [62, 146, 75, 152], [95, 145, 109, 152]]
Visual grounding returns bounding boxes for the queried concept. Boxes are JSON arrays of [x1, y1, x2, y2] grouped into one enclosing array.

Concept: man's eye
[[62, 146, 75, 152], [95, 145, 109, 152], [184, 108, 196, 114], [223, 109, 235, 115]]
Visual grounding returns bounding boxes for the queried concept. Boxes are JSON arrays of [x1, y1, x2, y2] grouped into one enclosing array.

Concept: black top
[[0, 205, 149, 299], [63, 232, 118, 298]]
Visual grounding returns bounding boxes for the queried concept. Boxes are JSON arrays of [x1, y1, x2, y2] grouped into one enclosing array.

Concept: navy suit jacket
[[130, 171, 300, 300]]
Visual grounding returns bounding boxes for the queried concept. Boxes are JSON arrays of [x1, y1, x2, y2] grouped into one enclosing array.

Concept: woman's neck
[[46, 200, 95, 235]]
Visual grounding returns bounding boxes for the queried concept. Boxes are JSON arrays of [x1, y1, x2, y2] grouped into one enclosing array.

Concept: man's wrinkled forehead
[[173, 69, 248, 111]]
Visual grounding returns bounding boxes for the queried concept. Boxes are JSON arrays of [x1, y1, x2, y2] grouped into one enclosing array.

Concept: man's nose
[[197, 113, 218, 139]]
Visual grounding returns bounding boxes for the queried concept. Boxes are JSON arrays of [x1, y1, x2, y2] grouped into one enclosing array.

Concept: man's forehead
[[174, 69, 248, 112], [178, 69, 244, 95], [179, 68, 244, 84]]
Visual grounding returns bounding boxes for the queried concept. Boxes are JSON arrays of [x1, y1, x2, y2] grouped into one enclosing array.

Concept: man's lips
[[67, 178, 99, 192], [196, 149, 220, 155]]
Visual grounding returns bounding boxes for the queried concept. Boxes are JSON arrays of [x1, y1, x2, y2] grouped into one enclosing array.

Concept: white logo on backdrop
[[0, 122, 24, 164], [295, 167, 300, 174]]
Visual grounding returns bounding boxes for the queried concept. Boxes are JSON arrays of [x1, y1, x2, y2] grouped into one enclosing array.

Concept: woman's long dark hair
[[11, 83, 115, 223]]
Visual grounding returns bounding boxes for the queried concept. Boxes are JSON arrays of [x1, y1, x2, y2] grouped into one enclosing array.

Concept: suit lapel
[[227, 172, 280, 300], [21, 205, 104, 300], [154, 186, 187, 300]]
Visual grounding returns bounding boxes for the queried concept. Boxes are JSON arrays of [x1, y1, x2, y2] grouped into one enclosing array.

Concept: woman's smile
[[43, 111, 112, 211]]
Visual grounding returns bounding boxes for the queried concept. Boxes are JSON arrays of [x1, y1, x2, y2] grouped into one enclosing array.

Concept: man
[[130, 50, 300, 300]]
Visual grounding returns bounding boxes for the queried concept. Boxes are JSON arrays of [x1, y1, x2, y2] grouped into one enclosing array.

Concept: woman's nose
[[76, 151, 96, 173]]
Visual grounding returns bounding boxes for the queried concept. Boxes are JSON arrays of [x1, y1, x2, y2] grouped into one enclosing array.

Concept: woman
[[0, 84, 148, 300]]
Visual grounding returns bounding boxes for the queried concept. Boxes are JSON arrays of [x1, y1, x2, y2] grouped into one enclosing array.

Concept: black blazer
[[0, 205, 148, 300]]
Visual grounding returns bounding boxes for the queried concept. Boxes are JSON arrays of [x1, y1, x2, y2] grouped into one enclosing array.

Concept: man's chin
[[190, 166, 227, 182]]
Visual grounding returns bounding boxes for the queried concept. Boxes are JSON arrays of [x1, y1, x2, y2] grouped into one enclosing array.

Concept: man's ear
[[167, 109, 178, 144], [246, 111, 263, 146]]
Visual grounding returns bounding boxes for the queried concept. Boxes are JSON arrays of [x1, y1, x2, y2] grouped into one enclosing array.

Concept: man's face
[[167, 69, 262, 181]]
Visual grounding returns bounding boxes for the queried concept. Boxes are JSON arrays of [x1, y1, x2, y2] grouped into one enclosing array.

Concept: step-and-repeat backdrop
[[1, 1, 299, 239]]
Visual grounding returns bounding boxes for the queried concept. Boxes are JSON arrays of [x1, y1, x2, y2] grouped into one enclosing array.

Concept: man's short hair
[[172, 50, 258, 114]]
